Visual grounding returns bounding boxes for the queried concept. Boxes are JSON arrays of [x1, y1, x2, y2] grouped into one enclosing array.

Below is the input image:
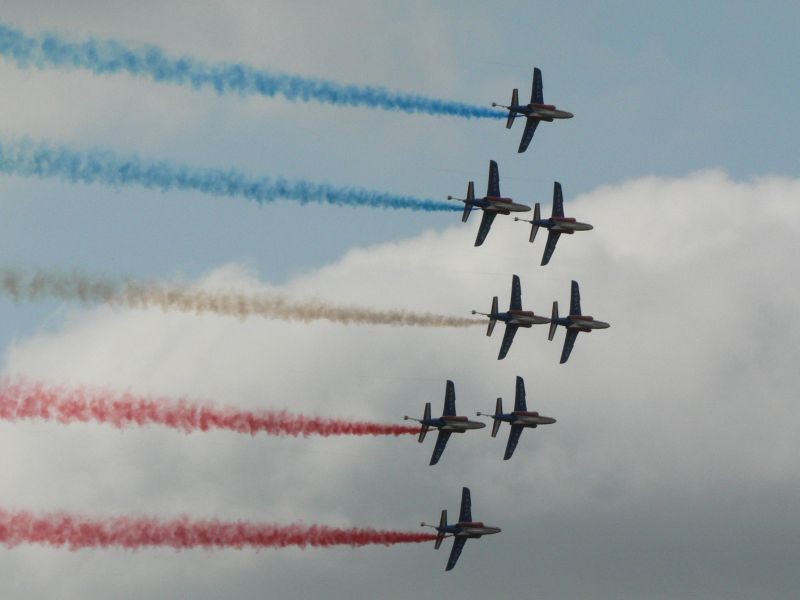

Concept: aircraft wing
[[429, 430, 452, 465], [560, 329, 579, 364], [445, 537, 468, 571], [487, 160, 500, 197], [474, 210, 497, 247], [510, 274, 522, 310], [570, 280, 581, 315], [552, 181, 564, 217], [514, 376, 527, 412], [459, 487, 472, 522], [517, 118, 540, 153], [541, 231, 561, 266], [503, 424, 525, 460], [532, 67, 543, 104], [444, 380, 456, 416], [498, 324, 519, 360]]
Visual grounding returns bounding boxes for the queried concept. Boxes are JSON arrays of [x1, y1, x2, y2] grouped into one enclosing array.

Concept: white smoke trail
[[0, 267, 480, 328]]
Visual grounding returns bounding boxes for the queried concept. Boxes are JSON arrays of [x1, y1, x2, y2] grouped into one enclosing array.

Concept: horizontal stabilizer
[[461, 202, 472, 223], [548, 301, 559, 341], [487, 296, 498, 337], [435, 509, 447, 549], [418, 402, 431, 442], [530, 203, 541, 243], [491, 398, 502, 437], [506, 89, 518, 129]]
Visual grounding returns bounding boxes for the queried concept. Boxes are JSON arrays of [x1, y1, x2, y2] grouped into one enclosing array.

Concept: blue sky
[[0, 2, 798, 599]]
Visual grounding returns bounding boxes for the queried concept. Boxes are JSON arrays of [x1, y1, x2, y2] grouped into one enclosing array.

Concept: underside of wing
[[430, 430, 452, 465], [532, 67, 544, 104], [487, 160, 500, 197], [514, 376, 527, 412], [459, 487, 472, 523], [510, 274, 522, 310], [474, 210, 497, 247], [552, 181, 564, 217], [560, 329, 579, 364], [498, 324, 519, 360], [444, 380, 456, 416], [504, 425, 525, 460], [518, 118, 540, 153], [446, 537, 468, 571], [570, 280, 581, 315], [541, 231, 561, 266]]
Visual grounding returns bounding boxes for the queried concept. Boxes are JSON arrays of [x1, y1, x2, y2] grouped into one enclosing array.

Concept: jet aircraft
[[448, 160, 530, 247], [472, 274, 550, 360], [514, 181, 593, 265], [548, 280, 610, 364], [421, 487, 501, 571], [492, 67, 574, 153], [477, 376, 556, 460], [404, 380, 485, 465]]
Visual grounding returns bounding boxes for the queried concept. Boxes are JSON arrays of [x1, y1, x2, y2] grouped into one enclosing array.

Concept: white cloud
[[1, 171, 799, 598]]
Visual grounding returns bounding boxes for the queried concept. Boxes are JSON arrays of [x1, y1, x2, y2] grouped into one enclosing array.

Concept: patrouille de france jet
[[477, 376, 556, 460], [472, 274, 550, 360], [448, 160, 530, 247], [492, 67, 574, 153], [548, 280, 610, 364], [514, 181, 593, 265], [421, 487, 501, 571], [404, 380, 485, 465]]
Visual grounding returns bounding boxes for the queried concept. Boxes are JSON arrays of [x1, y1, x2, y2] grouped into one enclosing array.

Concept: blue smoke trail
[[0, 23, 502, 120], [0, 138, 460, 212]]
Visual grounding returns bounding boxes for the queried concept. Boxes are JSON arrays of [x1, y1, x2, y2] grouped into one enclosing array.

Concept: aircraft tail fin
[[461, 181, 475, 222], [486, 296, 498, 337], [418, 402, 431, 442], [491, 398, 502, 437], [505, 89, 518, 128], [548, 301, 559, 341], [529, 203, 541, 243], [434, 509, 447, 549]]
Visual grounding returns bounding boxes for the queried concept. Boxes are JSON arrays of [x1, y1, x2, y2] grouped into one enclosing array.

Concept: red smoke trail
[[0, 380, 419, 437], [0, 508, 437, 550]]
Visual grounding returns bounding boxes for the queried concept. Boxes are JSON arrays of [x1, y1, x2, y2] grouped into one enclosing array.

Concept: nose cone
[[596, 320, 610, 329], [563, 111, 574, 119], [489, 527, 502, 535]]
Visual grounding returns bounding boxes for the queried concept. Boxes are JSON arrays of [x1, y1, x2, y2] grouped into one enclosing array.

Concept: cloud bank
[[1, 171, 799, 599]]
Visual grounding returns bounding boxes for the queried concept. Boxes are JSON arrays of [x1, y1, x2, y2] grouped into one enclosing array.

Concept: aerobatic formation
[[0, 21, 613, 575]]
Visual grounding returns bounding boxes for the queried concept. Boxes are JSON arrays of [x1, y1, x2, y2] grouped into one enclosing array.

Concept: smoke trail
[[0, 379, 420, 437], [0, 137, 459, 212], [0, 507, 437, 550], [0, 23, 502, 120], [0, 267, 481, 328]]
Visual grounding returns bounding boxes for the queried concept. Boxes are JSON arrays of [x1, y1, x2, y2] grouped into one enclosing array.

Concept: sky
[[0, 2, 799, 598]]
